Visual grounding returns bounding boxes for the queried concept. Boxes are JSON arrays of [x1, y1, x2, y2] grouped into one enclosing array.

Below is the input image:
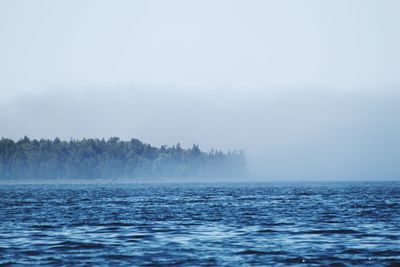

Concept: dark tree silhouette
[[0, 136, 247, 180]]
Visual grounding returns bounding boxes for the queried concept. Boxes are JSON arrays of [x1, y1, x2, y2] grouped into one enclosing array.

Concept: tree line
[[0, 136, 247, 180]]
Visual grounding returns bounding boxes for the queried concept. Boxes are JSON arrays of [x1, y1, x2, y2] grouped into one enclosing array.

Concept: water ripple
[[0, 182, 399, 266]]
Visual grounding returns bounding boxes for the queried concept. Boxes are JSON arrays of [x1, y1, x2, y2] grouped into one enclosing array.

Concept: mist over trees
[[0, 137, 247, 180]]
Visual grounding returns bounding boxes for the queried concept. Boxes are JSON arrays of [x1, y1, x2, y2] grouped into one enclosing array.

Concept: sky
[[1, 0, 400, 180]]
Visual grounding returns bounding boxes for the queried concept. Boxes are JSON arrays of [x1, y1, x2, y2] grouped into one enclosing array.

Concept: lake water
[[0, 181, 399, 266]]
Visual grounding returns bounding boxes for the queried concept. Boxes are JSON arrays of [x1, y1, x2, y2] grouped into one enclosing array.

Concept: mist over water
[[1, 88, 400, 180], [1, 0, 400, 180]]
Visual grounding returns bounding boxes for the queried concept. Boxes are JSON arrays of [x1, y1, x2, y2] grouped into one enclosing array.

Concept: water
[[0, 182, 399, 266]]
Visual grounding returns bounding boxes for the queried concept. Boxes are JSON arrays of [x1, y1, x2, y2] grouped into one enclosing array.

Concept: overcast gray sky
[[1, 0, 400, 179]]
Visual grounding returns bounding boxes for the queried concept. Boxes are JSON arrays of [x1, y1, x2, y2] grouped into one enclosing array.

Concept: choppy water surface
[[0, 182, 399, 266]]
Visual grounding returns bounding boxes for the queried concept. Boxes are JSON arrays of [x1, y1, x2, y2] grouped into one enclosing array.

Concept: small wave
[[302, 229, 359, 235], [236, 249, 285, 255], [105, 254, 135, 260], [0, 261, 16, 267], [149, 228, 174, 233], [50, 241, 106, 250], [343, 248, 365, 254], [261, 222, 294, 226], [371, 250, 400, 257], [257, 229, 279, 233], [117, 234, 153, 242], [13, 201, 35, 206], [97, 222, 136, 227], [296, 192, 316, 196], [279, 257, 308, 264], [319, 220, 342, 224], [32, 224, 55, 230], [23, 250, 41, 256]]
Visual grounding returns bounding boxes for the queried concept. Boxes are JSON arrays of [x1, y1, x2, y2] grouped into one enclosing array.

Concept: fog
[[1, 1, 400, 180], [1, 88, 399, 180]]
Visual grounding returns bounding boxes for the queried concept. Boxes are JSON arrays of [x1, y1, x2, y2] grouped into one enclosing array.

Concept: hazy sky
[[1, 0, 400, 179]]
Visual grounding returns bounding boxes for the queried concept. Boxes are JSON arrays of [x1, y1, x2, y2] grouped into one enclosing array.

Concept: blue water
[[0, 182, 399, 266]]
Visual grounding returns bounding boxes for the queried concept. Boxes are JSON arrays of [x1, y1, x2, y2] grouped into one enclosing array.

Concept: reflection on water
[[0, 182, 399, 266]]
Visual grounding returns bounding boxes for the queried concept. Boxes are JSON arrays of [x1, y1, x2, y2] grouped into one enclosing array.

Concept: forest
[[0, 136, 247, 180]]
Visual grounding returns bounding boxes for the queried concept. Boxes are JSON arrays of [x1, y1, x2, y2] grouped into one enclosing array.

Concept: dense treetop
[[0, 137, 247, 180]]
